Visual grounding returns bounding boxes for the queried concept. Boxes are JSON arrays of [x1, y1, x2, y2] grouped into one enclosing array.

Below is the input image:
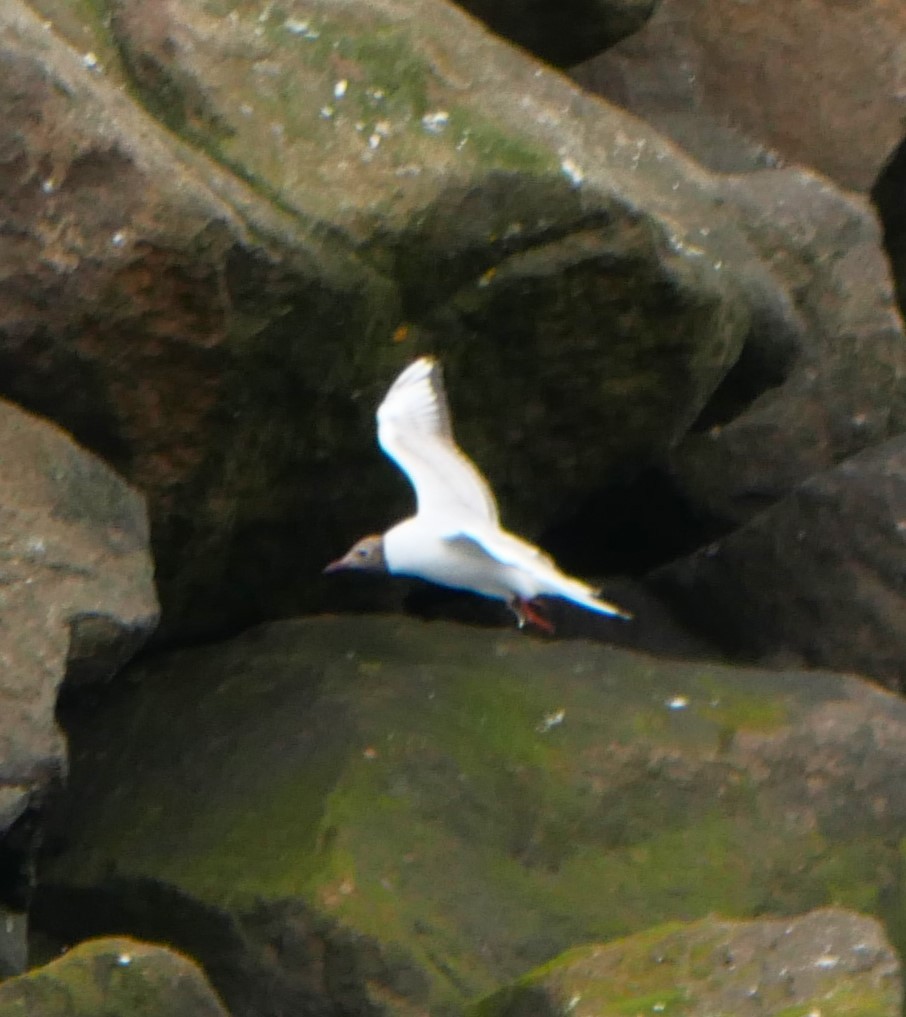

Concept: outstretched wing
[[377, 356, 499, 525]]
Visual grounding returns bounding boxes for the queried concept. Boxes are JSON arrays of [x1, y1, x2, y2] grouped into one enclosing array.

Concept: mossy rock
[[1, 0, 772, 641], [35, 616, 906, 1015], [470, 909, 902, 1017], [0, 936, 229, 1017]]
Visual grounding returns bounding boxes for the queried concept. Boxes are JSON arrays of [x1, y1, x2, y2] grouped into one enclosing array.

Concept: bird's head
[[323, 534, 387, 574]]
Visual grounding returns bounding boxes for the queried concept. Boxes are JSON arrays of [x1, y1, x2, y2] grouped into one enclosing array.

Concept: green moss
[[44, 619, 906, 1014], [337, 29, 432, 121], [608, 990, 689, 1014], [279, 17, 553, 174], [471, 915, 900, 1017], [89, 0, 557, 224], [693, 672, 791, 732], [447, 111, 555, 174], [879, 838, 906, 967], [0, 938, 225, 1017], [773, 986, 900, 1017], [53, 627, 837, 930], [139, 746, 349, 904], [529, 922, 689, 982]]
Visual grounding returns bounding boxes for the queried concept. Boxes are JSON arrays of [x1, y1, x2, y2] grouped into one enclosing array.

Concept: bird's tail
[[553, 575, 633, 621]]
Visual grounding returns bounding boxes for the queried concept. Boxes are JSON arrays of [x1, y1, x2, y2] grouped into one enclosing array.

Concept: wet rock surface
[[33, 616, 906, 1016], [0, 936, 230, 1017], [0, 399, 157, 841], [473, 909, 902, 1017]]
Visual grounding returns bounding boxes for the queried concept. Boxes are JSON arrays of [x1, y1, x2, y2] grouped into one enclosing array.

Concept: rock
[[1, 0, 866, 640], [473, 909, 902, 1017], [544, 166, 906, 543], [403, 576, 720, 660], [0, 936, 230, 1017], [653, 435, 906, 691], [0, 399, 157, 840], [1, 0, 399, 642], [572, 0, 906, 192], [454, 0, 655, 67], [33, 616, 906, 1016], [667, 170, 906, 527], [572, 1, 906, 523]]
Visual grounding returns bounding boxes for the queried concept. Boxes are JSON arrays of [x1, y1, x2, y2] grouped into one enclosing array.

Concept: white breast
[[384, 518, 519, 602]]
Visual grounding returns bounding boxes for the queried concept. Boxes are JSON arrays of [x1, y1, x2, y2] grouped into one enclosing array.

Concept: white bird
[[324, 356, 631, 632]]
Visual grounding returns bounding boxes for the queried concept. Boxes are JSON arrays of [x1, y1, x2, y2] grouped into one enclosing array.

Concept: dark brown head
[[323, 534, 387, 574]]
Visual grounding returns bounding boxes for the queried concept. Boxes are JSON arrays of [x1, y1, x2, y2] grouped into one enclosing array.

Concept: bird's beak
[[322, 556, 348, 574]]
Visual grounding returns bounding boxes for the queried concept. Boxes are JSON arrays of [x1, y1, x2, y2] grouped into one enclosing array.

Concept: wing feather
[[377, 357, 499, 524], [448, 525, 557, 573]]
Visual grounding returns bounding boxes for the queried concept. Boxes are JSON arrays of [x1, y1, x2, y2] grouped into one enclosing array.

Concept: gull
[[324, 356, 631, 632]]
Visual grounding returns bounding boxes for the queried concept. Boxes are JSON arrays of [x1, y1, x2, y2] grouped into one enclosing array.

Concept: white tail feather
[[555, 576, 633, 620]]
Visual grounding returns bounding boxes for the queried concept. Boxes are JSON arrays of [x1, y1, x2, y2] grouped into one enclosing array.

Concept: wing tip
[[378, 354, 454, 442], [387, 354, 442, 391], [414, 354, 442, 386]]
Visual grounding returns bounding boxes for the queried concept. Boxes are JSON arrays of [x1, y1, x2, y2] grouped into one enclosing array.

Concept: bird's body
[[385, 518, 539, 603], [325, 356, 630, 632]]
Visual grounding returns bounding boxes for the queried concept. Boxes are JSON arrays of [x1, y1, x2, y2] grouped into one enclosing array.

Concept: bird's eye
[[357, 548, 368, 557]]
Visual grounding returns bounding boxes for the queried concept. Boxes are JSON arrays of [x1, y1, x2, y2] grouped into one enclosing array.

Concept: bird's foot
[[511, 597, 556, 635]]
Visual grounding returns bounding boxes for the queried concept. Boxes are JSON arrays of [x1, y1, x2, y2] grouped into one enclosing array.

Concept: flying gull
[[324, 356, 631, 633]]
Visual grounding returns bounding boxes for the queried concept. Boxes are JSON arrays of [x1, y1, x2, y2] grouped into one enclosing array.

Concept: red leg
[[511, 597, 556, 635]]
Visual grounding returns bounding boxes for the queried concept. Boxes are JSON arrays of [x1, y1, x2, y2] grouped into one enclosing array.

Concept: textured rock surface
[[0, 399, 157, 838], [472, 909, 902, 1017], [573, 0, 906, 192], [1, 0, 395, 641], [0, 936, 230, 1017], [7, 0, 900, 639], [455, 0, 656, 66], [34, 616, 906, 1016], [669, 171, 906, 526], [571, 2, 906, 518], [654, 435, 906, 691]]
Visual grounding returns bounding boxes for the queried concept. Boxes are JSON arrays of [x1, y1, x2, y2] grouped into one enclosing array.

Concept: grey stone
[[0, 399, 158, 836]]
